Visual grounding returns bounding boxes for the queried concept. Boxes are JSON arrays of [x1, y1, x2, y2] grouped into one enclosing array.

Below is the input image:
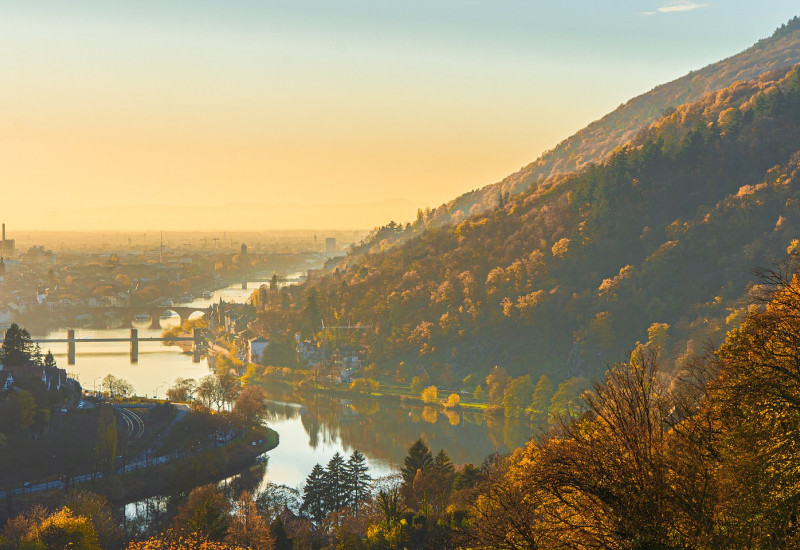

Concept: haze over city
[[2, 0, 798, 230]]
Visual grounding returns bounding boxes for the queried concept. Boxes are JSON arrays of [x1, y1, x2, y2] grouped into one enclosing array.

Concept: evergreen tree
[[270, 516, 293, 550], [44, 350, 57, 369], [300, 464, 327, 524], [1, 323, 33, 366], [344, 450, 372, 511], [432, 449, 455, 477], [323, 452, 347, 513], [401, 439, 433, 486], [31, 344, 43, 368]]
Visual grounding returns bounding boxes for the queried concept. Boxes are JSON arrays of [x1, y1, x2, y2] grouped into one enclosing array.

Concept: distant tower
[[240, 243, 248, 255], [160, 231, 163, 263], [325, 237, 337, 254], [1, 223, 6, 278]]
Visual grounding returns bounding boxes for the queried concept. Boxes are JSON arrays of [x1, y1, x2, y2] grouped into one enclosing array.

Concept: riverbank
[[251, 377, 500, 415], [83, 425, 279, 506], [1, 421, 279, 520]]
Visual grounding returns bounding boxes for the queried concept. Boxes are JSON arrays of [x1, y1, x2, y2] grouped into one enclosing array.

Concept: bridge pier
[[130, 328, 138, 363], [192, 327, 202, 363], [149, 316, 161, 330], [241, 281, 247, 290], [67, 329, 75, 365]]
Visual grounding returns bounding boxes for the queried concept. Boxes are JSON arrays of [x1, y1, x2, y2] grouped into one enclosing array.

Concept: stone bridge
[[83, 306, 210, 329]]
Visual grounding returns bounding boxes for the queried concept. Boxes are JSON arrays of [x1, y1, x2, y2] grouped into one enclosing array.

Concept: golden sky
[[0, 1, 797, 230]]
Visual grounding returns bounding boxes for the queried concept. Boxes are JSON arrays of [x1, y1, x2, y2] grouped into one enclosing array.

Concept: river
[[33, 281, 533, 496]]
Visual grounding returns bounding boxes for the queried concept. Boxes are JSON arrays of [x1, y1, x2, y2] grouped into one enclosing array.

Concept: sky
[[0, 1, 798, 231]]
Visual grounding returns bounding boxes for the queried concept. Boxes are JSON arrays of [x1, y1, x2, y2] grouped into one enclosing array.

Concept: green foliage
[[502, 375, 534, 418], [95, 404, 117, 475]]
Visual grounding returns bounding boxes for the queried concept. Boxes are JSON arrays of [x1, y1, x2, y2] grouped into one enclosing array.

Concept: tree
[[444, 393, 461, 408], [323, 452, 348, 514], [43, 350, 57, 369], [0, 390, 36, 433], [167, 377, 196, 402], [421, 385, 438, 403], [485, 366, 510, 403], [225, 491, 275, 550], [196, 375, 220, 410], [101, 374, 133, 399], [503, 375, 534, 418], [410, 375, 425, 394], [428, 449, 456, 516], [401, 439, 433, 487], [527, 374, 554, 421], [301, 464, 327, 524], [172, 484, 231, 541], [344, 450, 372, 512], [65, 491, 124, 550], [232, 385, 267, 427], [216, 371, 241, 411], [548, 376, 589, 423], [1, 323, 33, 366], [35, 508, 101, 550], [95, 404, 117, 475]]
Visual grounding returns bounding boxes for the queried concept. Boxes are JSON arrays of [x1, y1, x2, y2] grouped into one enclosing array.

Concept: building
[[331, 346, 361, 383], [297, 338, 323, 365], [247, 337, 269, 364], [325, 238, 337, 254]]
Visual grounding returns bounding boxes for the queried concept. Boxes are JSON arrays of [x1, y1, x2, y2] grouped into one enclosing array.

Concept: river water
[[33, 281, 533, 492]]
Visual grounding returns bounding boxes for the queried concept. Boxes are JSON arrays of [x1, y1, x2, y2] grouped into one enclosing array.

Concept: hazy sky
[[0, 1, 798, 230]]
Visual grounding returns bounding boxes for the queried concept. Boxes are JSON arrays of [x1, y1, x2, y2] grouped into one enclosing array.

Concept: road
[[1, 403, 195, 498]]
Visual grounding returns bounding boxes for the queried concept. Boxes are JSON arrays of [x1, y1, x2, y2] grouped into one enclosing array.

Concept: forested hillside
[[256, 63, 800, 386], [346, 16, 800, 258]]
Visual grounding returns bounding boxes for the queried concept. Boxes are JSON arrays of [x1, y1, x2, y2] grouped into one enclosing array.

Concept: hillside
[[344, 16, 800, 260], [255, 63, 800, 386]]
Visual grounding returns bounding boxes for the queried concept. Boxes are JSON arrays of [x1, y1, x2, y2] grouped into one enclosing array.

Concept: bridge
[[10, 328, 207, 365], [79, 305, 209, 329]]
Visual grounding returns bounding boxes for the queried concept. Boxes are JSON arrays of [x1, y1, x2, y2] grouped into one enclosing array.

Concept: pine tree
[[401, 439, 433, 486], [344, 450, 372, 512], [432, 449, 455, 477], [1, 323, 33, 366], [323, 452, 347, 513], [31, 344, 43, 368], [300, 464, 327, 524], [44, 350, 57, 369]]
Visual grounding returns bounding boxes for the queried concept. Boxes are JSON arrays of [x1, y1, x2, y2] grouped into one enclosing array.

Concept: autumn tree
[[224, 491, 275, 550], [231, 385, 267, 427], [421, 385, 438, 403], [485, 366, 510, 403]]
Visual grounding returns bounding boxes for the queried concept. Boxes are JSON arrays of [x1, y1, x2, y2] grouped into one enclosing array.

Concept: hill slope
[[346, 16, 800, 261], [257, 63, 800, 385]]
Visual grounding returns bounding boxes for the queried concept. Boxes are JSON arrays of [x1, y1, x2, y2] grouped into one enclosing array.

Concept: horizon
[[1, 1, 798, 231]]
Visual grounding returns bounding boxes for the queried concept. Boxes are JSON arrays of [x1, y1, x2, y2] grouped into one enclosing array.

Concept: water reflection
[[259, 387, 534, 481]]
